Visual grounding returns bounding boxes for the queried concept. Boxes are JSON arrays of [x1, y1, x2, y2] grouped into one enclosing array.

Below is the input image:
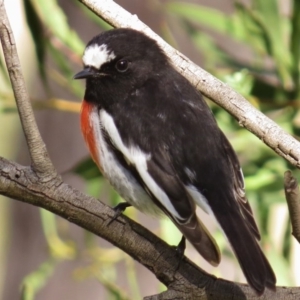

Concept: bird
[[74, 28, 276, 294]]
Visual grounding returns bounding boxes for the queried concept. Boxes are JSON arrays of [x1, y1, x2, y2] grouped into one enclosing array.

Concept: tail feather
[[173, 213, 221, 267], [216, 205, 276, 294], [238, 199, 261, 240]]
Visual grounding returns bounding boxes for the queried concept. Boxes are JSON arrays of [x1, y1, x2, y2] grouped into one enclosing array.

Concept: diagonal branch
[[0, 0, 57, 178], [0, 0, 299, 298], [1, 156, 299, 299], [78, 0, 300, 168]]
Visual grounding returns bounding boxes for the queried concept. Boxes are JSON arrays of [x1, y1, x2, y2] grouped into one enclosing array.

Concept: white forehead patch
[[82, 44, 116, 69]]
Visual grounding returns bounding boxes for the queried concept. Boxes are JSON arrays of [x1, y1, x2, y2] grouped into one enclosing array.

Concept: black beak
[[73, 67, 95, 80]]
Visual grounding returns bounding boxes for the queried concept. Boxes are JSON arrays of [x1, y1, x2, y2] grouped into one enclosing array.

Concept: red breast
[[80, 100, 103, 172]]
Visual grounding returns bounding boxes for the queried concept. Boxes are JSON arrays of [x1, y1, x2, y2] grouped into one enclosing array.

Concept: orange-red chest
[[80, 100, 103, 172]]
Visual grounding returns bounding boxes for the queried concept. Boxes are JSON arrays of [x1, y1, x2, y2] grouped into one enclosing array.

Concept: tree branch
[[0, 0, 57, 178], [284, 170, 300, 243], [78, 0, 300, 168], [0, 0, 300, 298], [1, 156, 299, 299]]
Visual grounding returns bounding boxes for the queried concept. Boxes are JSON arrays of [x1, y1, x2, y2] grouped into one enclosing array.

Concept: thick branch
[[78, 0, 300, 168], [0, 0, 56, 178], [284, 170, 300, 243], [0, 0, 299, 298], [1, 157, 299, 300]]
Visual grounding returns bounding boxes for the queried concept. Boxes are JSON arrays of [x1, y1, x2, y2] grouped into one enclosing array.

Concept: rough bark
[[0, 0, 300, 299], [284, 171, 300, 243]]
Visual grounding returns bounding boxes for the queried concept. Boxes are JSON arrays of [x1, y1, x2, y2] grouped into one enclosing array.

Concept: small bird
[[74, 28, 276, 294]]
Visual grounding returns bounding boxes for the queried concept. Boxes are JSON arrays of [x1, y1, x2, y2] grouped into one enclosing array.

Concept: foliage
[[0, 0, 299, 298]]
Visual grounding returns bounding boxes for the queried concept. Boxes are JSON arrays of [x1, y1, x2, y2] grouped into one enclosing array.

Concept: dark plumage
[[74, 28, 276, 294]]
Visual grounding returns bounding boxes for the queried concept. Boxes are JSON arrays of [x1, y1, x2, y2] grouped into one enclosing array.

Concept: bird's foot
[[172, 236, 186, 272], [107, 202, 132, 225], [175, 235, 186, 259]]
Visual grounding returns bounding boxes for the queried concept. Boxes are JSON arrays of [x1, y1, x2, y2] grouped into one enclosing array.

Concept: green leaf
[[245, 0, 292, 89], [24, 0, 47, 80], [73, 157, 101, 180], [166, 2, 253, 45], [40, 209, 76, 259], [167, 3, 230, 35], [30, 0, 84, 55], [222, 69, 254, 97], [167, 1, 293, 89], [48, 42, 83, 97], [73, 157, 104, 198], [85, 177, 103, 198], [21, 259, 57, 300], [244, 169, 276, 190], [290, 0, 300, 96], [182, 22, 230, 68]]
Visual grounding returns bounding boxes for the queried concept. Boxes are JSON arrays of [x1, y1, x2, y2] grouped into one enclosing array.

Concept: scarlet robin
[[74, 28, 276, 294]]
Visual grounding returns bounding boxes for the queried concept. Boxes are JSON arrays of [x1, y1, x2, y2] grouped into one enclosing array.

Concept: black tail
[[214, 201, 276, 294]]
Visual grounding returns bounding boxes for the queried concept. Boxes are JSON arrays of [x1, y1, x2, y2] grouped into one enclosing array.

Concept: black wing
[[102, 120, 221, 266], [108, 67, 275, 293], [147, 147, 220, 266], [164, 72, 276, 294]]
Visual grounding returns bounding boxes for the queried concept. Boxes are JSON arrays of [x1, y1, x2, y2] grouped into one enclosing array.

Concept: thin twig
[[0, 0, 300, 298], [78, 0, 300, 168], [0, 0, 57, 178], [0, 93, 81, 113], [284, 170, 300, 243]]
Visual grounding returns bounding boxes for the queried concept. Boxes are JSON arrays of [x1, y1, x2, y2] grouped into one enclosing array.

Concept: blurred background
[[0, 0, 299, 299]]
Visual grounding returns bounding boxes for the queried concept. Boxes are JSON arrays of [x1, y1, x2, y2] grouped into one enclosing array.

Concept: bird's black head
[[74, 28, 170, 107]]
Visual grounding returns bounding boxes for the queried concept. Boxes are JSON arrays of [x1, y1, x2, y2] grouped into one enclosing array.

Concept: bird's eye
[[115, 59, 129, 72]]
